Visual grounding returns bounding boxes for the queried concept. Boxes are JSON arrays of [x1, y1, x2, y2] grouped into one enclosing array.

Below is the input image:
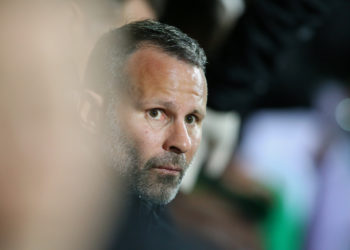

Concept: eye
[[147, 108, 164, 120], [185, 114, 197, 125]]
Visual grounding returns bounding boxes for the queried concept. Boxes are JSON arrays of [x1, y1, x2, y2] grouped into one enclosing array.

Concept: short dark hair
[[84, 20, 207, 97]]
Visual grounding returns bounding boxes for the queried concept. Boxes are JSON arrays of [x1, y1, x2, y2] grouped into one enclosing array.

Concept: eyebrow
[[191, 109, 206, 119], [160, 101, 206, 118], [136, 100, 176, 109], [156, 101, 176, 109], [138, 100, 206, 117]]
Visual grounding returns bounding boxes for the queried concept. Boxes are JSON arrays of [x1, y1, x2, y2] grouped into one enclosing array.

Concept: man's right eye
[[147, 108, 164, 120]]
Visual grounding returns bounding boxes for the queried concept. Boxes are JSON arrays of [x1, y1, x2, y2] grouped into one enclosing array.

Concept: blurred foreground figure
[[67, 0, 157, 82], [80, 20, 217, 249], [0, 1, 139, 249]]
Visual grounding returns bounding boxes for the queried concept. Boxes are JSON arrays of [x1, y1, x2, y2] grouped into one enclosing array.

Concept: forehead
[[123, 46, 207, 109]]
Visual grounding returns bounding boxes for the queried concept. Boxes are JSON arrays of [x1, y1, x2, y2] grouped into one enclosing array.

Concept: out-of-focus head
[[0, 2, 128, 249], [81, 20, 207, 205], [58, 0, 131, 82], [25, 0, 157, 83]]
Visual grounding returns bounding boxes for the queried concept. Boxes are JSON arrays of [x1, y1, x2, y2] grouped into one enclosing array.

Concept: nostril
[[169, 146, 182, 154]]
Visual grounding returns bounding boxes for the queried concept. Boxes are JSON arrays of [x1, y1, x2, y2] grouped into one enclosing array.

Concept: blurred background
[[1, 0, 350, 249]]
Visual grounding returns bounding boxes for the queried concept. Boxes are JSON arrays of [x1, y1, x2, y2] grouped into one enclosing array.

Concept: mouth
[[152, 165, 182, 175]]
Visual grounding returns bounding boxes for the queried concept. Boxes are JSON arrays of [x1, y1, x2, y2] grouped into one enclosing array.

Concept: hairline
[[127, 41, 205, 70], [110, 41, 205, 96]]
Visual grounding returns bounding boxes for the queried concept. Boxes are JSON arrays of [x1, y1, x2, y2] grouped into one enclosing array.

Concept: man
[[81, 19, 207, 205], [80, 20, 212, 249]]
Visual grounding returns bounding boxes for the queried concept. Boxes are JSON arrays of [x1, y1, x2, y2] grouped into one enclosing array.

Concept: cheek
[[129, 125, 164, 158], [137, 128, 154, 145], [121, 109, 165, 152]]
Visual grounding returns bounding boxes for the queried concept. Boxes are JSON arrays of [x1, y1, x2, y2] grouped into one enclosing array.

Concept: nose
[[163, 120, 191, 154]]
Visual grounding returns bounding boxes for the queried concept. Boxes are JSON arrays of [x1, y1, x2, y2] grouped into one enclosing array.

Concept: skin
[[109, 46, 207, 204]]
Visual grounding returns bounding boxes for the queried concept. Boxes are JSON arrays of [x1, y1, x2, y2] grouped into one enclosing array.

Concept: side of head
[[81, 20, 207, 205]]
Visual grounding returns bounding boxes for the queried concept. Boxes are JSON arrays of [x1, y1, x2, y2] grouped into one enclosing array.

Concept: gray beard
[[103, 100, 190, 205], [131, 151, 188, 205]]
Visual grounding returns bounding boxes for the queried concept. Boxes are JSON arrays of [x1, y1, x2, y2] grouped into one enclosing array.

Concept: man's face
[[106, 46, 207, 205]]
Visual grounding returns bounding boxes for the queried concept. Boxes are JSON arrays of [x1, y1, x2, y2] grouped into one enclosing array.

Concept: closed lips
[[154, 165, 181, 172]]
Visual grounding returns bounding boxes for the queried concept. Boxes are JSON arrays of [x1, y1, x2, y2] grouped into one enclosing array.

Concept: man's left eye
[[185, 114, 197, 125]]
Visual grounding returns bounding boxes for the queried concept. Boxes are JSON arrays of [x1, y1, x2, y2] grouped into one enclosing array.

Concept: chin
[[137, 184, 180, 205]]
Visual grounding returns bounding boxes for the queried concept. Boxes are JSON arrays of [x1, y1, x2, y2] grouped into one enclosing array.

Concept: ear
[[78, 89, 104, 134]]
